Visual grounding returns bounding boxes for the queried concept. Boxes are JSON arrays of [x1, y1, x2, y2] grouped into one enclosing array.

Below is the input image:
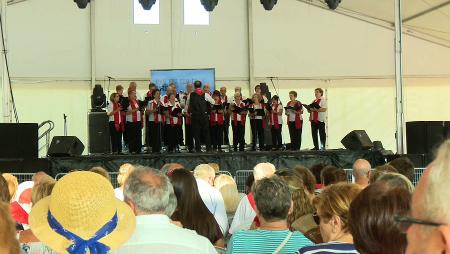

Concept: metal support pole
[[90, 0, 96, 88], [1, 0, 11, 123], [247, 0, 254, 96], [395, 0, 406, 153]]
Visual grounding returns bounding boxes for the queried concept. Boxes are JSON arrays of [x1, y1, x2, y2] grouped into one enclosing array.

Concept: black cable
[[0, 11, 19, 123]]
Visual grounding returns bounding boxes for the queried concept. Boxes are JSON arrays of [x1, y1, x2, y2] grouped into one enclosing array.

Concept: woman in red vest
[[107, 93, 124, 154], [210, 90, 225, 152], [308, 88, 327, 150], [165, 93, 183, 153], [125, 91, 143, 154], [286, 91, 304, 151], [269, 95, 283, 150], [249, 93, 266, 151], [146, 89, 164, 154], [230, 92, 247, 152]]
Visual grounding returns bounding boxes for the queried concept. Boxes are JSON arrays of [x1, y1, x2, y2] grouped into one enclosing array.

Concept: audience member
[[227, 176, 313, 253], [296, 183, 361, 254], [321, 166, 347, 186], [369, 164, 397, 184], [352, 159, 371, 188], [116, 167, 217, 254], [29, 171, 136, 254], [115, 163, 135, 201], [293, 165, 316, 196], [2, 173, 18, 200], [349, 182, 411, 254], [193, 164, 228, 235], [160, 163, 184, 176], [0, 174, 11, 202], [229, 162, 276, 234], [90, 166, 111, 182], [376, 172, 415, 193], [0, 201, 21, 254], [214, 174, 242, 215], [208, 163, 220, 174], [388, 156, 415, 182], [245, 174, 254, 194], [310, 163, 327, 189], [32, 171, 53, 185], [169, 169, 225, 247], [404, 140, 450, 253]]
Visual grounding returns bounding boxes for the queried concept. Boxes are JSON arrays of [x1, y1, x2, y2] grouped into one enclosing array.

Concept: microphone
[[106, 76, 116, 80], [266, 76, 277, 79]]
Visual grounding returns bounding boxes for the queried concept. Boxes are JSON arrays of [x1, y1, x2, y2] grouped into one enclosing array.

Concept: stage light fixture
[[260, 0, 278, 10], [139, 0, 157, 10], [91, 84, 106, 112], [201, 0, 219, 12], [74, 0, 90, 9], [325, 0, 341, 10]]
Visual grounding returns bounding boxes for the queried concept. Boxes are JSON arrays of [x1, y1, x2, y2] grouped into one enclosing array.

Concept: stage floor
[[47, 149, 385, 176]]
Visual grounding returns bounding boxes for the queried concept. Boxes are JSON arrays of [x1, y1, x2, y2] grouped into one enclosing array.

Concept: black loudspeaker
[[406, 121, 450, 155], [88, 112, 110, 154], [48, 136, 84, 157], [341, 130, 374, 150], [0, 123, 38, 159]]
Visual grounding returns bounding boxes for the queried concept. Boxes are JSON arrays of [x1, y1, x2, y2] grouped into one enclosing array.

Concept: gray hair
[[124, 167, 177, 216], [376, 172, 415, 194], [254, 175, 292, 222], [253, 162, 276, 181], [352, 159, 371, 179]]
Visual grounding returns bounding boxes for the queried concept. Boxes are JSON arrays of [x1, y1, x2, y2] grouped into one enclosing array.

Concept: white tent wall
[[3, 0, 450, 156]]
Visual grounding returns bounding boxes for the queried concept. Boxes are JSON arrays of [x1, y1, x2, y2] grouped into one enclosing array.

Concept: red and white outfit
[[147, 99, 164, 153], [286, 100, 304, 150], [210, 103, 225, 126], [126, 99, 143, 153], [126, 100, 143, 123], [166, 101, 182, 126], [231, 101, 246, 151], [232, 101, 246, 127], [147, 100, 164, 123], [269, 102, 283, 129], [166, 101, 182, 152], [309, 97, 327, 150]]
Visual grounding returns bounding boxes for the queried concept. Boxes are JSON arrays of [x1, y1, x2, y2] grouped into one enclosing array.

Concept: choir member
[[249, 93, 265, 151], [125, 91, 143, 154], [210, 90, 225, 152], [230, 92, 247, 152], [220, 87, 230, 146], [165, 93, 183, 153], [309, 88, 327, 150], [285, 91, 303, 151], [107, 93, 124, 154], [269, 95, 283, 150], [182, 83, 194, 152], [147, 90, 164, 153]]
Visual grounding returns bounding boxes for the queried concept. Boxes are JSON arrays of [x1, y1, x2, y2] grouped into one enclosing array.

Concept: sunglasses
[[394, 215, 441, 233], [312, 212, 320, 225]]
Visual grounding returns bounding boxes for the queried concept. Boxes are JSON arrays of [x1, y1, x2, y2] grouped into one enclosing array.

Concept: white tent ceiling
[[297, 0, 450, 48]]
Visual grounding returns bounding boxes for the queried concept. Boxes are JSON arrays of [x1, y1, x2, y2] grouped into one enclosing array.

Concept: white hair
[[253, 163, 276, 181], [424, 140, 450, 224], [193, 164, 215, 181]]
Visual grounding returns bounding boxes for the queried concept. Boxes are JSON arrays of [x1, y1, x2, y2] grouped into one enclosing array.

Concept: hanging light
[[260, 0, 278, 10], [200, 0, 219, 12]]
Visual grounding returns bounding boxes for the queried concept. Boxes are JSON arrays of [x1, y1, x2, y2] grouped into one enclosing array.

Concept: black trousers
[[123, 122, 129, 146], [311, 121, 326, 149], [223, 117, 230, 145], [211, 124, 224, 150], [192, 115, 211, 152], [251, 119, 265, 150], [178, 118, 184, 146], [150, 121, 163, 153], [271, 125, 283, 149], [185, 123, 194, 151], [232, 124, 245, 151], [127, 121, 142, 153], [145, 115, 150, 147], [109, 122, 123, 153], [288, 121, 303, 150], [167, 124, 180, 152]]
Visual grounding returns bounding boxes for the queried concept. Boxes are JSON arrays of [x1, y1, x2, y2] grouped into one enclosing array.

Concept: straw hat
[[29, 171, 136, 254]]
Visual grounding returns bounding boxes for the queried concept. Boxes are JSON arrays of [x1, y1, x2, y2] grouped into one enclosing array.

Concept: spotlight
[[325, 0, 341, 10], [200, 0, 219, 12], [91, 84, 106, 112], [139, 0, 157, 10], [73, 0, 90, 9], [260, 0, 278, 10]]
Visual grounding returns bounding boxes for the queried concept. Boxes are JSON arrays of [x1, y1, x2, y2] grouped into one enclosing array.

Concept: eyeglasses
[[394, 215, 442, 233], [312, 212, 320, 225]]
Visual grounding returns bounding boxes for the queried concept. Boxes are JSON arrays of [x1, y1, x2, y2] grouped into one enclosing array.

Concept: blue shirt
[[227, 229, 313, 254], [296, 242, 359, 254]]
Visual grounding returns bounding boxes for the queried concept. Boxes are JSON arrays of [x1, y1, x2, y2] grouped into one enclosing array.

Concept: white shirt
[[107, 103, 123, 122], [196, 179, 229, 235], [286, 101, 303, 122], [147, 100, 164, 122], [126, 100, 142, 122], [113, 214, 217, 254], [229, 195, 256, 234], [269, 103, 283, 125], [309, 98, 327, 123], [114, 187, 124, 201]]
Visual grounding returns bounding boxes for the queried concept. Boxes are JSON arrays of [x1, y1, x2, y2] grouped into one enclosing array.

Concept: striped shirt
[[296, 242, 359, 254], [227, 229, 313, 254]]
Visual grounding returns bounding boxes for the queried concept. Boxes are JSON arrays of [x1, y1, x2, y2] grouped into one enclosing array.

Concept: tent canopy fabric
[[297, 0, 450, 47]]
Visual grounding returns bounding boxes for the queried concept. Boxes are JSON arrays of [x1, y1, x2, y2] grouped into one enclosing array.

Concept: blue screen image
[[151, 68, 215, 95]]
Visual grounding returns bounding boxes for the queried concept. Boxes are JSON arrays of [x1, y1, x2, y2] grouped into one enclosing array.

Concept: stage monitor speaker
[[88, 112, 110, 154], [341, 130, 373, 150], [48, 136, 84, 157], [0, 123, 38, 159]]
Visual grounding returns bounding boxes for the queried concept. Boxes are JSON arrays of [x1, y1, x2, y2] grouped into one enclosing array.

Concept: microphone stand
[[63, 114, 68, 136]]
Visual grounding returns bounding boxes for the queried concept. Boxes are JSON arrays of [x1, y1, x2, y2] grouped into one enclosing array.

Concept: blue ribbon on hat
[[47, 210, 118, 254]]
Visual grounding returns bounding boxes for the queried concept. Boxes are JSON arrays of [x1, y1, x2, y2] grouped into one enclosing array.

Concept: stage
[[44, 149, 386, 176]]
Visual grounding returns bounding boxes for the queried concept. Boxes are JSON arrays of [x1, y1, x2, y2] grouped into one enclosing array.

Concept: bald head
[[352, 159, 371, 187], [253, 163, 276, 181]]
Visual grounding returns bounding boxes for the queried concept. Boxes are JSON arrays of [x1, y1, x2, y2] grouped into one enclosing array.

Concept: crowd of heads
[[1, 140, 450, 253]]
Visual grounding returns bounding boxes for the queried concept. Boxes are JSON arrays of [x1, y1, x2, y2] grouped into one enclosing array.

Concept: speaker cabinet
[[341, 130, 373, 150], [88, 112, 110, 154], [48, 136, 84, 157], [0, 123, 38, 159]]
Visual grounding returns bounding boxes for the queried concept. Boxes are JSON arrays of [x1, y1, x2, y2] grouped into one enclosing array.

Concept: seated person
[[227, 176, 313, 254]]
